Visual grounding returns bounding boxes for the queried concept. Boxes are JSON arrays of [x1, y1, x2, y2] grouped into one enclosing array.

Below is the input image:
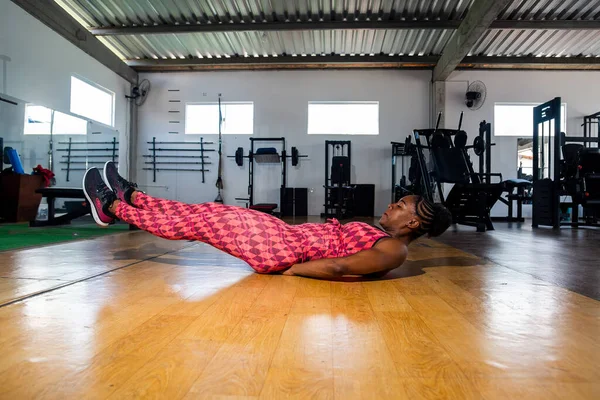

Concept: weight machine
[[230, 137, 307, 216], [582, 111, 600, 148], [323, 141, 355, 219], [391, 140, 413, 202], [474, 121, 532, 223], [532, 98, 600, 228], [411, 113, 504, 232]]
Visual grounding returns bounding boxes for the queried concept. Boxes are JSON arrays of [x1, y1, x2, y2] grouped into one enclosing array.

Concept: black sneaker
[[83, 167, 117, 227], [103, 161, 138, 206]]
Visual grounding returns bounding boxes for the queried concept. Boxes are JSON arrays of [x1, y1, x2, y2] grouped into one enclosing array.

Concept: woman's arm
[[282, 239, 407, 280]]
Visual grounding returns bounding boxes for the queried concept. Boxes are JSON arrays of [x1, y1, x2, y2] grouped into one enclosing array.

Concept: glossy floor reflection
[[435, 222, 600, 300], [0, 231, 599, 399]]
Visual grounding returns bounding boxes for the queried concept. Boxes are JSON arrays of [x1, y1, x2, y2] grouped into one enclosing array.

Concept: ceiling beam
[[125, 55, 438, 71], [460, 56, 600, 70], [491, 20, 600, 30], [124, 55, 600, 71], [90, 20, 461, 35], [433, 0, 512, 82], [463, 56, 600, 65], [11, 0, 138, 84], [88, 19, 600, 36]]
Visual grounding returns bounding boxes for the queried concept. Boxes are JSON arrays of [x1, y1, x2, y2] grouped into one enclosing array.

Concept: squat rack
[[233, 137, 307, 215]]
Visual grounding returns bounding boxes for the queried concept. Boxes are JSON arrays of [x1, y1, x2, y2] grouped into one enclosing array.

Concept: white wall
[[0, 0, 130, 180], [137, 70, 431, 216], [445, 70, 600, 217]]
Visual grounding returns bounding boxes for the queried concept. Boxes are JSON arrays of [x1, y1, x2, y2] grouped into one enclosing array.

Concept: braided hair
[[412, 196, 452, 238]]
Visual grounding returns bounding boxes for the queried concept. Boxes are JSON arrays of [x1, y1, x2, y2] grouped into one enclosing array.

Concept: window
[[24, 105, 87, 135], [308, 102, 379, 135], [517, 138, 534, 178], [70, 76, 115, 126], [185, 102, 254, 135], [24, 105, 51, 135], [494, 103, 566, 137]]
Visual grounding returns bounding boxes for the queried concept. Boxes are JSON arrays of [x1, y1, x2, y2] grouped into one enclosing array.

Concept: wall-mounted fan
[[126, 79, 151, 106], [465, 80, 486, 110]]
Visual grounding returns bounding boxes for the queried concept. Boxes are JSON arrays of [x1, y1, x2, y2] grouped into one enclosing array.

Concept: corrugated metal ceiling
[[55, 0, 600, 66], [100, 29, 456, 60], [471, 29, 600, 57], [57, 0, 474, 27]]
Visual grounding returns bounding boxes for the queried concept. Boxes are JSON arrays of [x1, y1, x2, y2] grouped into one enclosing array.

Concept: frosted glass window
[[308, 102, 379, 135], [70, 76, 114, 126], [494, 103, 566, 137], [24, 105, 86, 135], [24, 105, 52, 135], [185, 102, 253, 135], [53, 111, 87, 135]]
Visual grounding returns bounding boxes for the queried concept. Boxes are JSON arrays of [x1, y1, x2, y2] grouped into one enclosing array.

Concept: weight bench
[[496, 179, 532, 222], [249, 203, 278, 215], [29, 187, 90, 227]]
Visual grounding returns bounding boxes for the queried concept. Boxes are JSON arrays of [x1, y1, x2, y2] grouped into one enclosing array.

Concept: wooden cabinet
[[0, 174, 44, 222]]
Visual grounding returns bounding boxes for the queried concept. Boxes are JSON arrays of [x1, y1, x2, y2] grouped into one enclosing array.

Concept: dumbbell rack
[[57, 137, 118, 182], [144, 137, 214, 183]]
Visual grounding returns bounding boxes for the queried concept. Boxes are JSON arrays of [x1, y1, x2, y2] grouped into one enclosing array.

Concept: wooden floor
[[0, 228, 599, 399], [435, 222, 600, 301]]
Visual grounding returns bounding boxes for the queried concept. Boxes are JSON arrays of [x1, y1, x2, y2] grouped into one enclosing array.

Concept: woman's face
[[379, 195, 421, 231]]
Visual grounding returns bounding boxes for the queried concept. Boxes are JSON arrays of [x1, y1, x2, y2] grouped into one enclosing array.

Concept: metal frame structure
[[323, 140, 353, 219], [144, 137, 214, 183], [582, 112, 600, 148], [532, 97, 563, 229], [477, 121, 493, 184], [391, 141, 411, 203], [235, 137, 288, 214], [531, 97, 600, 229], [412, 123, 504, 232], [58, 138, 119, 182]]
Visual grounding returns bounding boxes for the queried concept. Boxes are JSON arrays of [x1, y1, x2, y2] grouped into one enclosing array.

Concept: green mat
[[0, 222, 131, 252]]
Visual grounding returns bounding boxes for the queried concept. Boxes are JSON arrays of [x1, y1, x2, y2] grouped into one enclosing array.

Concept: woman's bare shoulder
[[373, 237, 408, 261]]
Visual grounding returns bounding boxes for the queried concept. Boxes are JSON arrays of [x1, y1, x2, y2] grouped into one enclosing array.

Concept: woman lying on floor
[[83, 162, 452, 280]]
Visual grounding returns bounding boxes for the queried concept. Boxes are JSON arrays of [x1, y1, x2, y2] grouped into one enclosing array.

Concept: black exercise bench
[[496, 179, 532, 222], [249, 203, 278, 215], [29, 187, 90, 227]]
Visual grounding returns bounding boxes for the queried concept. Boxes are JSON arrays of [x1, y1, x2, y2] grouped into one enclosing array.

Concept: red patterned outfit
[[114, 192, 390, 274]]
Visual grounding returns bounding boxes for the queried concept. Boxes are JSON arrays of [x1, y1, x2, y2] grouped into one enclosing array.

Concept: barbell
[[229, 147, 308, 166]]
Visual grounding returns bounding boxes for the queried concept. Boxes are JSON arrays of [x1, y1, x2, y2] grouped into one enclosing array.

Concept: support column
[[432, 80, 445, 129], [127, 84, 139, 183]]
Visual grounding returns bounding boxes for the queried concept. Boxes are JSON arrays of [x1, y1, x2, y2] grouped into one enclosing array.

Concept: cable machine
[[391, 141, 412, 202], [532, 97, 563, 228], [532, 97, 600, 228], [323, 140, 355, 219]]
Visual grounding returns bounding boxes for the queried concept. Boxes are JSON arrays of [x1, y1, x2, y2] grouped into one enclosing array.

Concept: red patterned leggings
[[114, 193, 307, 273]]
